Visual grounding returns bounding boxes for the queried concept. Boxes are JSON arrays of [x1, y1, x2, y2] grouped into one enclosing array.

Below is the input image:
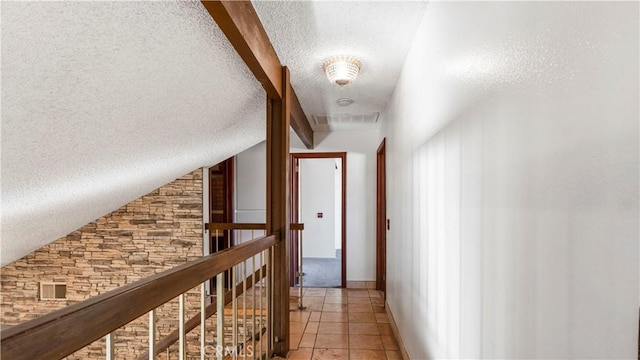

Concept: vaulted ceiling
[[1, 1, 427, 265]]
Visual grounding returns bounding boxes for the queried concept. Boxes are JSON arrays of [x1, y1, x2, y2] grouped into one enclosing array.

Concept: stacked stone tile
[[0, 169, 215, 359]]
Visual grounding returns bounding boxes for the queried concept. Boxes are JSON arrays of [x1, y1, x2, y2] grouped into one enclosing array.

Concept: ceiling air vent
[[312, 113, 380, 126]]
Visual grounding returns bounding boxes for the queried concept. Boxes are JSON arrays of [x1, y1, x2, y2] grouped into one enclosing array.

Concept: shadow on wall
[[391, 90, 639, 359]]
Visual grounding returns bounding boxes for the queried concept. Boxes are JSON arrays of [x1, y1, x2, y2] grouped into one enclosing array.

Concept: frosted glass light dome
[[323, 56, 361, 86]]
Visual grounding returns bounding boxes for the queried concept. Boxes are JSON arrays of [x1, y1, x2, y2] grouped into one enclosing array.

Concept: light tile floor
[[288, 288, 402, 360]]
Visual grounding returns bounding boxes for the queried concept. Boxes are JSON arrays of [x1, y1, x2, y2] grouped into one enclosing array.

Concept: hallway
[[1, 1, 637, 359], [288, 288, 401, 359], [301, 250, 342, 288]]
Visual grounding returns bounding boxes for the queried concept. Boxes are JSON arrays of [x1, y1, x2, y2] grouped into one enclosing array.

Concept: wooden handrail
[[0, 234, 278, 360], [136, 264, 268, 360], [207, 223, 267, 231], [206, 222, 304, 231]]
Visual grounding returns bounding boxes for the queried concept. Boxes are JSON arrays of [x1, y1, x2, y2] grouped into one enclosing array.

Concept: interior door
[[209, 157, 234, 289]]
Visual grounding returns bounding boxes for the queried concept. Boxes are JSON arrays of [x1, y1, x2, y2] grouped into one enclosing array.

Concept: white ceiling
[[1, 1, 428, 265], [1, 1, 266, 265], [253, 1, 428, 131]]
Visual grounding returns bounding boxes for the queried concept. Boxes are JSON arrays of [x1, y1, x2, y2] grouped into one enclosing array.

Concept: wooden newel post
[[204, 4, 305, 356], [267, 66, 291, 357]]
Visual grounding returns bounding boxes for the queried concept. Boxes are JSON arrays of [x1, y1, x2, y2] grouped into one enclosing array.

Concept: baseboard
[[386, 300, 411, 360], [346, 280, 376, 289]]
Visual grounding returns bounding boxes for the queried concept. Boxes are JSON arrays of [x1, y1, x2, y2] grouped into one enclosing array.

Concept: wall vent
[[312, 112, 380, 126], [40, 282, 67, 300]]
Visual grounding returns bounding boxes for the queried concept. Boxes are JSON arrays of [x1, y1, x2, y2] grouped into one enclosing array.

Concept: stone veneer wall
[[0, 169, 208, 359]]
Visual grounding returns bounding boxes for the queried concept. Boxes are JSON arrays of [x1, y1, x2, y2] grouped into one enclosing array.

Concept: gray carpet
[[300, 250, 341, 288]]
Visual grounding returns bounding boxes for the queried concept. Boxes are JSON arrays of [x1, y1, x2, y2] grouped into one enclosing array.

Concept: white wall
[[1, 2, 266, 265], [236, 129, 379, 281], [234, 143, 268, 249], [382, 2, 639, 359], [235, 143, 267, 225], [295, 130, 380, 281], [300, 158, 336, 258]]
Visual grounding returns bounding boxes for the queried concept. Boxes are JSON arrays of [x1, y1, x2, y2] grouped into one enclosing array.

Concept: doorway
[[376, 139, 386, 295], [291, 152, 347, 288], [209, 157, 234, 289]]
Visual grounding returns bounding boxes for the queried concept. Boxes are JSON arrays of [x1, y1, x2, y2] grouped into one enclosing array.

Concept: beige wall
[[1, 169, 207, 359]]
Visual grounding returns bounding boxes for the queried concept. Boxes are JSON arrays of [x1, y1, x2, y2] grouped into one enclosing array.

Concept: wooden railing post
[[266, 66, 291, 357]]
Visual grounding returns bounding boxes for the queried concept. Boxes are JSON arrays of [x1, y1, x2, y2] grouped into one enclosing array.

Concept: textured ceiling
[[1, 1, 429, 265], [1, 1, 266, 265], [254, 1, 428, 131]]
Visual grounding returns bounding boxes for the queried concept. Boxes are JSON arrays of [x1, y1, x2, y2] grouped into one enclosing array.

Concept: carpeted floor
[[300, 250, 341, 288]]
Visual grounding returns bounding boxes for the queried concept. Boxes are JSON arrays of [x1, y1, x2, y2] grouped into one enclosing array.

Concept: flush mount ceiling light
[[323, 56, 361, 86]]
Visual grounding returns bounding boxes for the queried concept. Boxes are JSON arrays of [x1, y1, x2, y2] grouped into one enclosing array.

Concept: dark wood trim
[[135, 264, 268, 360], [225, 157, 235, 224], [292, 152, 347, 159], [376, 139, 387, 294], [289, 155, 300, 285], [207, 223, 267, 231], [202, 1, 313, 150], [290, 89, 313, 149], [0, 235, 277, 360], [205, 223, 303, 231], [290, 223, 304, 231], [201, 3, 306, 354], [266, 67, 291, 357], [201, 1, 282, 100], [209, 158, 236, 291], [208, 157, 235, 225], [290, 152, 347, 288]]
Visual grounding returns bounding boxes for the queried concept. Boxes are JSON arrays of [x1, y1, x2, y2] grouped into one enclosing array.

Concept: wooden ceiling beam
[[290, 88, 314, 149], [202, 1, 283, 99], [202, 1, 314, 149]]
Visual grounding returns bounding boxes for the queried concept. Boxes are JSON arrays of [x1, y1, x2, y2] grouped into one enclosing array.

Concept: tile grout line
[[289, 288, 401, 360]]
